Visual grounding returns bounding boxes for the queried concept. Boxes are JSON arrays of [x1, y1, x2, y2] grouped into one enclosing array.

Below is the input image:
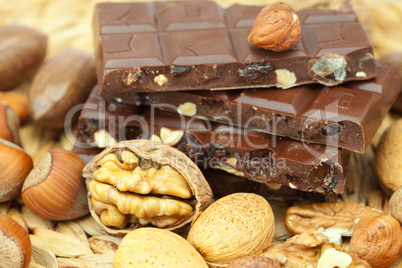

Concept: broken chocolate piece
[[93, 1, 376, 97], [133, 61, 401, 153], [72, 145, 337, 203], [73, 87, 348, 195]]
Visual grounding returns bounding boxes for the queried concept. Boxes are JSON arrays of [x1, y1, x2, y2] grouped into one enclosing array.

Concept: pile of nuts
[[1, 1, 402, 268]]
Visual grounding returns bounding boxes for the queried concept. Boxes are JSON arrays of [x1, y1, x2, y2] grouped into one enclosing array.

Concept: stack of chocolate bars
[[73, 1, 401, 202]]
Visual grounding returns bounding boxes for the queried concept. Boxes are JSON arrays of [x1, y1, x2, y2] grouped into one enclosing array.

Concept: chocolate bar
[[74, 87, 348, 194], [132, 60, 401, 153], [72, 146, 337, 203], [93, 1, 376, 97]]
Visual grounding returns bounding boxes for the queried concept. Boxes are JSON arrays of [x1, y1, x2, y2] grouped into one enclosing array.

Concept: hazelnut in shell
[[248, 2, 301, 52], [187, 192, 275, 267], [0, 214, 31, 268], [0, 92, 29, 123], [0, 139, 33, 202], [0, 104, 20, 145], [350, 215, 402, 268], [21, 148, 89, 221]]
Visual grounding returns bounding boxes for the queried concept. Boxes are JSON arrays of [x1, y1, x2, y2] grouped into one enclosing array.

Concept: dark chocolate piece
[[74, 87, 348, 194], [93, 1, 376, 97], [132, 60, 401, 153], [72, 145, 337, 202]]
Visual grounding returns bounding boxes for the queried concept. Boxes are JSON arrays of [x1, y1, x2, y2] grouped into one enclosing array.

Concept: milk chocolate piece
[[93, 1, 376, 97], [133, 60, 401, 153], [74, 87, 347, 194], [72, 145, 337, 202]]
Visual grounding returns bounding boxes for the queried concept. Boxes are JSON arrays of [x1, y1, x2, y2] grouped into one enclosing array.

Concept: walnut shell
[[82, 140, 213, 236], [187, 193, 275, 267], [350, 215, 402, 268]]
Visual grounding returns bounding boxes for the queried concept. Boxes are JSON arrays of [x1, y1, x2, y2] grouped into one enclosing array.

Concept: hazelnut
[[0, 92, 29, 123], [21, 148, 89, 221], [350, 215, 402, 268], [113, 228, 208, 267], [187, 193, 275, 267], [0, 139, 33, 202], [389, 185, 402, 225], [0, 104, 20, 145], [0, 214, 32, 268], [248, 2, 301, 52]]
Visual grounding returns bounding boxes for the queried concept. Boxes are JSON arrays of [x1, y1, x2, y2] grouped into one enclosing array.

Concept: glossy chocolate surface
[[75, 87, 348, 194], [134, 60, 401, 153], [93, 1, 376, 97]]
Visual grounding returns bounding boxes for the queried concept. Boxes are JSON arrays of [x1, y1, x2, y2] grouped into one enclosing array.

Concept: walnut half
[[83, 140, 213, 236]]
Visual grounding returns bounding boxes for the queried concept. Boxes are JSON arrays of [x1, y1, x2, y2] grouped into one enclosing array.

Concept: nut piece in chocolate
[[83, 139, 213, 236]]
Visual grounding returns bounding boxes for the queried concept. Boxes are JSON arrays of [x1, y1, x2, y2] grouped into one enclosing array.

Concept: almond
[[0, 24, 47, 91], [28, 48, 97, 130]]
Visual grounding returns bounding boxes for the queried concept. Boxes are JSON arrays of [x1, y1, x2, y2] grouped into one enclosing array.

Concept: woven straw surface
[[1, 0, 402, 267]]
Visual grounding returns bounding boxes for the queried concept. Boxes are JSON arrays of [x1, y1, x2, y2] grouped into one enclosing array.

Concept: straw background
[[1, 0, 402, 266]]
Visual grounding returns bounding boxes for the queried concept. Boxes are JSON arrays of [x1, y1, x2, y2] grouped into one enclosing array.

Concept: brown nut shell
[[28, 48, 96, 130], [0, 104, 20, 145], [248, 2, 301, 52], [0, 92, 29, 124], [0, 214, 32, 268], [0, 139, 33, 202], [82, 139, 213, 236], [187, 193, 274, 267], [0, 24, 47, 91], [21, 148, 89, 221], [350, 215, 402, 268]]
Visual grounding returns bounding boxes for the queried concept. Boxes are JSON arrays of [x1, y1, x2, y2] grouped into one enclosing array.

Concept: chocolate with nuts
[[93, 1, 376, 97], [73, 145, 338, 203], [134, 60, 401, 153], [75, 87, 348, 195]]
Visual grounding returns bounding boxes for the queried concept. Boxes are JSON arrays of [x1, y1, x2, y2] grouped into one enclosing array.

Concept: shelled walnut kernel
[[83, 140, 213, 236]]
